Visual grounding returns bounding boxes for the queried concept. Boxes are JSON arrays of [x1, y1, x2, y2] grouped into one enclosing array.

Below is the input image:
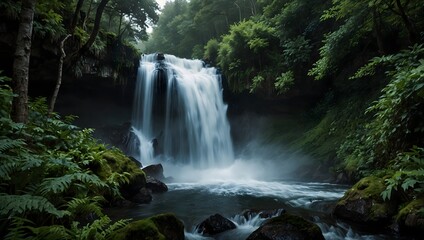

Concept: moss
[[112, 218, 166, 240], [100, 149, 145, 179], [335, 176, 397, 223], [341, 176, 386, 201], [397, 198, 424, 222], [111, 213, 184, 240]]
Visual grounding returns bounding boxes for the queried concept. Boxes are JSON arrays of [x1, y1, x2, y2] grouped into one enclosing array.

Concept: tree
[[11, 0, 37, 123]]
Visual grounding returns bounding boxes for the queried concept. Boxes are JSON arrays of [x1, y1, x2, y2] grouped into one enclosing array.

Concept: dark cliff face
[[0, 17, 139, 128]]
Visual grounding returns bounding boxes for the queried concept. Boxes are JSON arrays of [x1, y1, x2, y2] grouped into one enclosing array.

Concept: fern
[[0, 160, 17, 181], [0, 194, 69, 218], [38, 172, 108, 195], [71, 216, 130, 240], [381, 147, 424, 200], [4, 217, 35, 240], [66, 197, 105, 219], [0, 138, 26, 153], [28, 225, 72, 240]]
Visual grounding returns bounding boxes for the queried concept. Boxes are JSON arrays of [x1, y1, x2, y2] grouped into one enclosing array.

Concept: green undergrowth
[[0, 73, 145, 239]]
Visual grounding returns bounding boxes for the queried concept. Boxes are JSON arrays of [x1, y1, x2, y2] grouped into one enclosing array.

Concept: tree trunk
[[11, 0, 37, 123], [372, 9, 385, 54], [83, 0, 95, 29], [49, 34, 71, 114], [70, 0, 85, 33], [79, 0, 109, 56], [395, 0, 418, 44]]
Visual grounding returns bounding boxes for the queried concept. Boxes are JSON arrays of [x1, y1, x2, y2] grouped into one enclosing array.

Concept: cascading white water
[[131, 54, 234, 168]]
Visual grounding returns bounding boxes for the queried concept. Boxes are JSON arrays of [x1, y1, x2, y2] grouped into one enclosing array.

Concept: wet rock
[[333, 176, 397, 225], [94, 122, 132, 152], [196, 213, 236, 235], [241, 208, 286, 219], [146, 176, 168, 193], [143, 164, 165, 181], [396, 199, 424, 235], [246, 213, 325, 240], [156, 52, 165, 61], [129, 188, 152, 204], [111, 213, 184, 240]]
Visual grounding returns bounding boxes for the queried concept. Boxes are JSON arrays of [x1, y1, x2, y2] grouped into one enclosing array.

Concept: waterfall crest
[[131, 54, 234, 168]]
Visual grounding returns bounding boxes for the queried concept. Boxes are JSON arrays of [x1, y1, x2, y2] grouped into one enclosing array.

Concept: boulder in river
[[196, 213, 236, 235], [241, 208, 286, 219], [146, 176, 168, 193], [333, 176, 397, 225], [111, 213, 184, 240], [143, 164, 165, 181], [246, 213, 325, 240]]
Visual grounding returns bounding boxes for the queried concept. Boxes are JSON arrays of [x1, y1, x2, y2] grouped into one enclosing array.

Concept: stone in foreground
[[247, 213, 324, 240], [197, 213, 236, 235]]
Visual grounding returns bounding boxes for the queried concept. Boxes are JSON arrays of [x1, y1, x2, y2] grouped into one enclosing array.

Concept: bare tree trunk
[[49, 34, 71, 114], [83, 0, 94, 29], [70, 0, 85, 33], [395, 0, 418, 43], [79, 0, 109, 56], [12, 0, 37, 123], [372, 9, 385, 54]]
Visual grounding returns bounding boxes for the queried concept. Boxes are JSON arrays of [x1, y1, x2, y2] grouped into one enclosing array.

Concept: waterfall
[[131, 54, 234, 168]]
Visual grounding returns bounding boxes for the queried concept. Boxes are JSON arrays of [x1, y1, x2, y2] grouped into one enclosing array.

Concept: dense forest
[[146, 0, 424, 210], [1, 0, 424, 239]]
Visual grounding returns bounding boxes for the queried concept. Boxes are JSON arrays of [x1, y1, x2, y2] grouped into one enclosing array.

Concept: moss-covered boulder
[[396, 198, 424, 234], [91, 149, 147, 201], [246, 213, 324, 240], [333, 176, 397, 225], [111, 213, 185, 240]]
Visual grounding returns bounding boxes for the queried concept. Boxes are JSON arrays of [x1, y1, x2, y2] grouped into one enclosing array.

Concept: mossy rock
[[333, 176, 397, 225], [111, 213, 185, 240], [246, 213, 324, 240], [102, 149, 145, 180], [90, 149, 146, 200], [396, 198, 424, 234]]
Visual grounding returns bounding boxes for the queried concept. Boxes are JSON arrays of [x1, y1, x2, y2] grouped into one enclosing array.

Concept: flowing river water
[[123, 54, 397, 239], [107, 173, 393, 239]]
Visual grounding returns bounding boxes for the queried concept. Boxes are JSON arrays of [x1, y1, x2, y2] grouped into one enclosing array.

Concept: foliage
[[145, 0, 257, 58], [204, 39, 219, 64], [282, 36, 312, 66], [338, 45, 424, 181], [0, 73, 135, 238], [381, 146, 424, 201], [308, 14, 367, 80], [217, 19, 279, 93], [274, 71, 294, 94]]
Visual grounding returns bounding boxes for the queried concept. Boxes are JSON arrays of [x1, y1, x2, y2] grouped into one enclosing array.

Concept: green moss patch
[[111, 213, 184, 240], [397, 198, 424, 222]]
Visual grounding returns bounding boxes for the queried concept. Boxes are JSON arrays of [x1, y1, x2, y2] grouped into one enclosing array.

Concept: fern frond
[[0, 194, 69, 218], [0, 138, 26, 153], [45, 157, 81, 172], [0, 161, 17, 181], [102, 218, 131, 240], [72, 215, 130, 240], [19, 156, 43, 171], [66, 197, 105, 219], [39, 172, 108, 195], [29, 225, 72, 240], [4, 217, 35, 240]]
